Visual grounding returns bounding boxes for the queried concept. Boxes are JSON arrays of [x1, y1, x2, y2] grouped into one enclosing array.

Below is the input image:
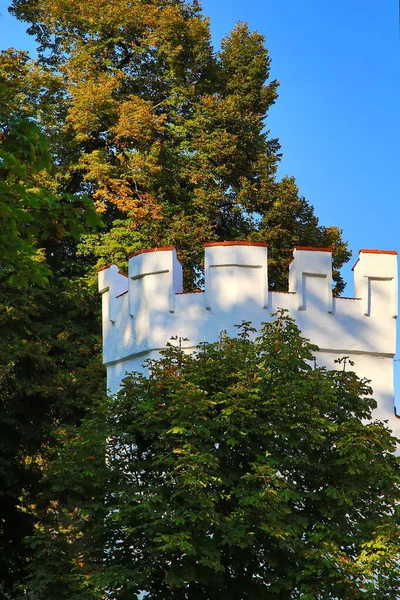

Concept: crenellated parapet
[[99, 242, 399, 439], [353, 249, 398, 318]]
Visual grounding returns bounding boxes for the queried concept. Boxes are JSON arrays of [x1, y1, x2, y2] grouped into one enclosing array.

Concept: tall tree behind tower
[[9, 0, 350, 290]]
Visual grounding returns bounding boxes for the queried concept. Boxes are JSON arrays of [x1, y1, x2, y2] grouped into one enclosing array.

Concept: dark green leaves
[[0, 117, 101, 287], [27, 312, 400, 598]]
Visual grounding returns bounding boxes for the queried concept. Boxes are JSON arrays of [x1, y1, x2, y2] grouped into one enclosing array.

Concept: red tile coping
[[293, 246, 332, 252], [359, 249, 398, 255], [352, 249, 398, 271], [127, 246, 176, 259], [203, 241, 268, 248]]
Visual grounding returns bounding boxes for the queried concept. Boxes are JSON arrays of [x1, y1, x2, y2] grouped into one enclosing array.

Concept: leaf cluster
[[23, 312, 400, 599], [0, 115, 101, 287], [0, 273, 105, 595]]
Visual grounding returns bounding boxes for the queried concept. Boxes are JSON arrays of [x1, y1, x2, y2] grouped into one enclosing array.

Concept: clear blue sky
[[1, 0, 400, 383]]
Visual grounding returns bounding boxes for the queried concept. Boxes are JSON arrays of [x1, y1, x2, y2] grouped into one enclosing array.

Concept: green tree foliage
[[0, 102, 101, 594], [9, 0, 350, 290], [0, 114, 100, 287], [0, 278, 105, 597], [23, 313, 400, 599]]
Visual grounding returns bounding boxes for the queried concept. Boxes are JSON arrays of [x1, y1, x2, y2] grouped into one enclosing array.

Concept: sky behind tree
[[201, 0, 400, 288], [1, 0, 400, 402]]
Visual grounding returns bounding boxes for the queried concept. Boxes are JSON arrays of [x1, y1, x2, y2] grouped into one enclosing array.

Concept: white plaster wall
[[99, 243, 400, 447]]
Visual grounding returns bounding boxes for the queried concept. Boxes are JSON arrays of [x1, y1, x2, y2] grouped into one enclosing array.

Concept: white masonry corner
[[98, 242, 400, 449]]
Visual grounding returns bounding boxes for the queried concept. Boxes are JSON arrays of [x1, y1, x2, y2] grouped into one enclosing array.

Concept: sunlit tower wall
[[99, 242, 400, 444]]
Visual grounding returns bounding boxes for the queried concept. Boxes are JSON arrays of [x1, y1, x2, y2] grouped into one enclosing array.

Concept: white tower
[[99, 242, 399, 442]]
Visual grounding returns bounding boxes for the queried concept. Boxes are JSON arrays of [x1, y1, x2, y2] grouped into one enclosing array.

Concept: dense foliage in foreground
[[23, 313, 400, 599]]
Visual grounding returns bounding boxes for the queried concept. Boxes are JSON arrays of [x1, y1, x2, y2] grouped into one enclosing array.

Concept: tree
[[0, 276, 106, 598], [0, 104, 102, 595], [0, 114, 100, 287], [8, 0, 350, 290], [23, 313, 400, 599]]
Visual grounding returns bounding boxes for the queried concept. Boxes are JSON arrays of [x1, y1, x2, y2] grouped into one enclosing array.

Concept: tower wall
[[99, 242, 399, 444]]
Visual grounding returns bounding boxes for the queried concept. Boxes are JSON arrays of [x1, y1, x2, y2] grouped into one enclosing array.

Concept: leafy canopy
[[0, 113, 100, 287], [24, 312, 400, 599], [0, 80, 101, 594]]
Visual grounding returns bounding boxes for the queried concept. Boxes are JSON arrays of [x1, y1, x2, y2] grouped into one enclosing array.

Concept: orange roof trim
[[127, 246, 176, 259], [359, 249, 398, 255], [175, 290, 204, 295], [203, 241, 268, 248], [293, 246, 332, 252], [352, 249, 398, 271]]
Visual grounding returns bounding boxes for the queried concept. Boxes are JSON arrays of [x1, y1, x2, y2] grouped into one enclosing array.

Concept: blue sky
[[201, 0, 400, 293], [2, 0, 398, 293]]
